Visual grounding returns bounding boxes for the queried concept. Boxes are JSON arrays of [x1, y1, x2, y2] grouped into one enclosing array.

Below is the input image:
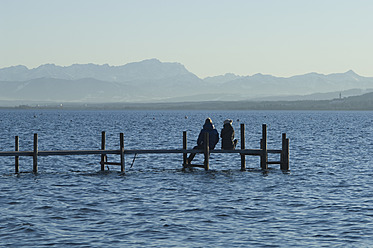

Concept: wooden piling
[[203, 132, 209, 171], [260, 124, 268, 170], [183, 131, 187, 167], [120, 133, 125, 172], [15, 136, 19, 173], [101, 131, 106, 171], [240, 124, 246, 171], [285, 137, 289, 170], [281, 133, 289, 170], [33, 133, 38, 173]]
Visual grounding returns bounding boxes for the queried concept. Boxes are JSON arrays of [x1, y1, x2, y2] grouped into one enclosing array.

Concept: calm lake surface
[[0, 110, 372, 247]]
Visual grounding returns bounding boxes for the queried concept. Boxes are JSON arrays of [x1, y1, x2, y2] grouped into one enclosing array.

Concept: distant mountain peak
[[133, 58, 161, 65], [203, 72, 242, 84], [345, 69, 358, 76], [0, 65, 28, 71], [38, 63, 57, 67], [251, 73, 275, 78], [224, 72, 239, 77]]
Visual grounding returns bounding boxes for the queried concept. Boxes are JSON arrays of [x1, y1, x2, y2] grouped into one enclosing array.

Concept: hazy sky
[[1, 0, 372, 78]]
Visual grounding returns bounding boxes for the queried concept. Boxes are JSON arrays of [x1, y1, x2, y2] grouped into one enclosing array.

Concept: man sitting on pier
[[187, 118, 219, 164]]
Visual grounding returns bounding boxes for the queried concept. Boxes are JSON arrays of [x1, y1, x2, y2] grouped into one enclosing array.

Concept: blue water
[[0, 110, 372, 247]]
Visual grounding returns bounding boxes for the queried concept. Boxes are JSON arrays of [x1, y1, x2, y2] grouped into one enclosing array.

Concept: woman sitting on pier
[[221, 119, 238, 150], [187, 118, 219, 164]]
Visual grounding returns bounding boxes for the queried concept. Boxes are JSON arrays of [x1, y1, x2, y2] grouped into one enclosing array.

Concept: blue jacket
[[197, 123, 219, 149]]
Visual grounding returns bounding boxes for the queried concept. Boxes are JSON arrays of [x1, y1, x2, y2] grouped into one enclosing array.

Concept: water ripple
[[0, 110, 372, 247]]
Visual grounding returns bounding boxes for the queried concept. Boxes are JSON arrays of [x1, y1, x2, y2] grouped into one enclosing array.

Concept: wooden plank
[[211, 149, 263, 155], [103, 162, 121, 166], [124, 149, 187, 154], [0, 151, 34, 156], [267, 149, 282, 154], [267, 161, 281, 164], [0, 148, 272, 157], [38, 150, 121, 156], [0, 149, 189, 156]]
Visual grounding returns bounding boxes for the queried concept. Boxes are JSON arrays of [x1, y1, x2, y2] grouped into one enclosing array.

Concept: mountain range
[[0, 59, 373, 105]]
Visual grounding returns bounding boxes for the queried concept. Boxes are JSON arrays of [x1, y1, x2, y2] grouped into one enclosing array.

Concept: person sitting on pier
[[221, 119, 238, 150], [187, 118, 219, 164]]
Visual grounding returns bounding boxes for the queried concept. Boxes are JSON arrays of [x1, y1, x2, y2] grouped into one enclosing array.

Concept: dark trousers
[[187, 145, 203, 164]]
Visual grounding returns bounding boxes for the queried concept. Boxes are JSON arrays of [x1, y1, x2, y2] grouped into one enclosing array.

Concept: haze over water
[[0, 110, 372, 247]]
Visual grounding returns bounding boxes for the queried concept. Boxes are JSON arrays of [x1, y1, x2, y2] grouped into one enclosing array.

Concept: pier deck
[[0, 124, 289, 173]]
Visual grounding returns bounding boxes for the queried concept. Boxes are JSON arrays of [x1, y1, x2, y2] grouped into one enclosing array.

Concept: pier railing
[[0, 124, 289, 173]]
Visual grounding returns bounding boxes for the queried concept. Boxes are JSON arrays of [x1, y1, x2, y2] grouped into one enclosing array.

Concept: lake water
[[0, 110, 372, 247]]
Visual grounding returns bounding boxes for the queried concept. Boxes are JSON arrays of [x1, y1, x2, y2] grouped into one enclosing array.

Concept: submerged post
[[183, 131, 187, 167], [101, 131, 106, 171], [15, 136, 19, 173], [240, 123, 246, 171], [33, 133, 38, 173], [203, 132, 209, 171], [260, 124, 268, 170], [281, 133, 289, 170], [120, 133, 125, 172]]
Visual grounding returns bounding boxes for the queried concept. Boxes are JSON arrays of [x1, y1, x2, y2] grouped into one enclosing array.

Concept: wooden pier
[[0, 124, 289, 173]]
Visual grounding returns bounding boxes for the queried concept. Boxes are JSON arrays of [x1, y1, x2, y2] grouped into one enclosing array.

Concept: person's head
[[224, 119, 233, 125], [205, 118, 212, 124]]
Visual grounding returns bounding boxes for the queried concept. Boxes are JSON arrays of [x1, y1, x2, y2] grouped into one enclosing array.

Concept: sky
[[1, 0, 372, 78]]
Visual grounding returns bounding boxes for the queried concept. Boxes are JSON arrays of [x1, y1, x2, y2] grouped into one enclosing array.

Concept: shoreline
[[1, 98, 373, 111]]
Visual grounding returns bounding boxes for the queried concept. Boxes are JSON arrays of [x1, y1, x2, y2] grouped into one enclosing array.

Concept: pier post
[[203, 132, 209, 171], [285, 136, 289, 170], [183, 131, 187, 167], [120, 133, 125, 172], [260, 124, 268, 170], [240, 124, 246, 171], [33, 133, 38, 173], [15, 136, 19, 173], [101, 131, 106, 171], [281, 133, 289, 170]]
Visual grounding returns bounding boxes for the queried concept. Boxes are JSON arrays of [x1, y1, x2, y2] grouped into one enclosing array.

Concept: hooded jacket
[[197, 122, 219, 149], [221, 123, 235, 149]]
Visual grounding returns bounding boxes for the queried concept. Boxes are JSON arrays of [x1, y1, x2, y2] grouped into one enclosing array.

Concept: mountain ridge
[[1, 59, 373, 104], [0, 59, 192, 82], [0, 59, 368, 82]]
